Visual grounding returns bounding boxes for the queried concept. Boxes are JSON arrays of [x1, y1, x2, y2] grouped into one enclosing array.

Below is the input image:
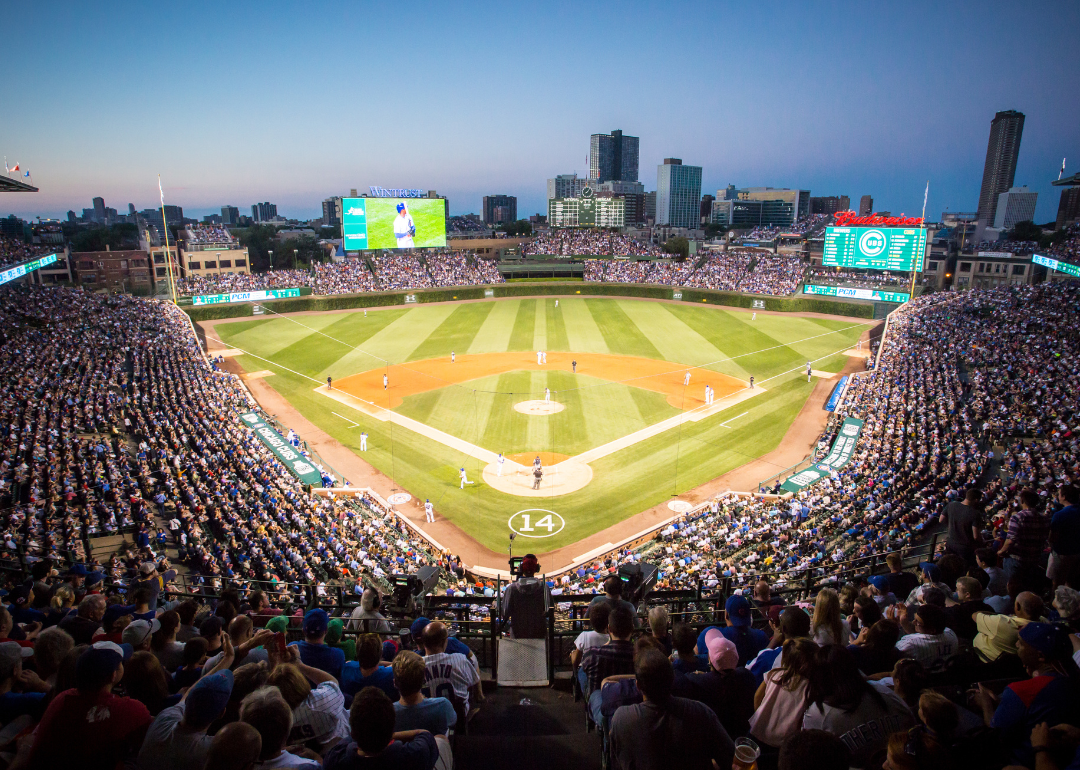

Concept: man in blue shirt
[[340, 633, 397, 701], [391, 650, 457, 736], [1048, 486, 1080, 587], [696, 595, 769, 667], [290, 609, 345, 680]]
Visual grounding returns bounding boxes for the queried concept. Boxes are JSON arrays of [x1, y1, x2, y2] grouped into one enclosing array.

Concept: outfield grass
[[216, 298, 868, 551]]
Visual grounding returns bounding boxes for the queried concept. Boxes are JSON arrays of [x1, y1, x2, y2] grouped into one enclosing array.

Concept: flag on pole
[[9, 163, 18, 173], [1060, 158, 1067, 181], [922, 181, 929, 213], [158, 175, 165, 205]]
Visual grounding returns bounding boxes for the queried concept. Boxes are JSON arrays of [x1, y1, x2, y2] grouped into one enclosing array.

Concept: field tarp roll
[[239, 412, 324, 486], [780, 417, 864, 493]]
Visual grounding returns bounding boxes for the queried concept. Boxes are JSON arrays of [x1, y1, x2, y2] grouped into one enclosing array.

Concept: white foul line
[[331, 411, 360, 427], [720, 411, 749, 428]]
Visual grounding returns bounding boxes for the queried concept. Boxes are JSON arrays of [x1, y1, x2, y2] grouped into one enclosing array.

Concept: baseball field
[[210, 297, 869, 554]]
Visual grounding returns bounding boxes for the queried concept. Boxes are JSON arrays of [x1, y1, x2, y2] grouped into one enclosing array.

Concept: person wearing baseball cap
[[0, 640, 47, 722], [122, 617, 162, 651], [137, 669, 235, 770], [696, 595, 769, 667], [685, 630, 757, 737], [26, 640, 152, 769], [289, 608, 345, 679], [970, 622, 1078, 768], [7, 582, 44, 625]]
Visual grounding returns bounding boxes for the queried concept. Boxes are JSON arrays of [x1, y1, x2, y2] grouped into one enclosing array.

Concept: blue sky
[[3, 1, 1078, 223]]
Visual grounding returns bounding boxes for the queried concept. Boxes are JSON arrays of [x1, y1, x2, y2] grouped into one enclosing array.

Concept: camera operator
[[501, 554, 551, 639]]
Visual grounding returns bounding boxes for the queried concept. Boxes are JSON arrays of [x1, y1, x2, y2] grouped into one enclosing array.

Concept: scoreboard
[[0, 253, 58, 288], [1033, 254, 1080, 279], [823, 227, 926, 272], [548, 187, 624, 229]]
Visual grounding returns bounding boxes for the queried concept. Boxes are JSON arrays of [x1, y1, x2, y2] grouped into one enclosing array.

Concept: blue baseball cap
[[725, 595, 752, 627], [302, 608, 329, 637], [396, 203, 405, 212], [919, 562, 942, 583], [67, 564, 89, 577], [869, 575, 890, 592], [1019, 622, 1072, 659], [186, 669, 234, 726], [410, 617, 430, 639]]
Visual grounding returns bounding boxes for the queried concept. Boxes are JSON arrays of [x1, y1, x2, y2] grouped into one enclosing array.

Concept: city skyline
[[2, 1, 1078, 224]]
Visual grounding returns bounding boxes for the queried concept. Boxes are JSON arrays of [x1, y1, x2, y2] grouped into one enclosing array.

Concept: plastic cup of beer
[[733, 737, 760, 770]]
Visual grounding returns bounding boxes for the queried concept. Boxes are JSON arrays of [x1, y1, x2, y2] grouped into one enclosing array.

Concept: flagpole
[[158, 175, 178, 305], [908, 181, 928, 303]]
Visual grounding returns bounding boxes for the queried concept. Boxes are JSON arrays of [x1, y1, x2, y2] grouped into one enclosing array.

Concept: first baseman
[[393, 202, 416, 248], [360, 431, 368, 451]]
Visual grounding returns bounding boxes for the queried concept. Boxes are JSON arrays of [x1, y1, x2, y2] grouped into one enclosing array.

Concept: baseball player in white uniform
[[451, 351, 455, 363], [807, 361, 813, 382], [383, 373, 388, 390], [497, 453, 505, 476], [542, 351, 547, 364], [459, 467, 474, 489], [424, 499, 434, 522], [360, 431, 368, 451], [537, 350, 542, 365], [393, 202, 415, 248], [544, 387, 550, 403], [684, 370, 691, 386], [752, 312, 757, 321]]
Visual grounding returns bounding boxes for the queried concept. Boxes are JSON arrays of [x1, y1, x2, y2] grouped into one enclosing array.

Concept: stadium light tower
[[268, 250, 274, 269], [293, 249, 298, 269]]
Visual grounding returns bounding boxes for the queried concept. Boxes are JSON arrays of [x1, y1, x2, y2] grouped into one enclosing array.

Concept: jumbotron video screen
[[342, 197, 446, 250]]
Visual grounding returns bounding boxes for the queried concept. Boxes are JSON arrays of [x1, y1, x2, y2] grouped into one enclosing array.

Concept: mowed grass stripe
[[467, 300, 519, 354], [325, 305, 456, 377], [665, 305, 800, 379], [408, 303, 494, 361], [587, 299, 664, 360], [508, 300, 536, 351], [546, 300, 571, 351], [618, 300, 726, 368], [578, 378, 646, 448], [561, 298, 609, 353], [221, 312, 347, 358], [479, 372, 523, 452], [533, 298, 548, 352], [263, 310, 404, 379]]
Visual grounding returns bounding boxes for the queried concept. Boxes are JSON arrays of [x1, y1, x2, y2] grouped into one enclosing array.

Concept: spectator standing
[[998, 489, 1051, 581], [940, 488, 984, 565], [884, 553, 919, 602], [1049, 486, 1080, 587], [341, 633, 398, 700]]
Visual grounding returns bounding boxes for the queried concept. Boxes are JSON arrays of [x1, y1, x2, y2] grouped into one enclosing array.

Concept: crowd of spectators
[[584, 250, 805, 296], [312, 261, 378, 295], [371, 255, 435, 291], [447, 216, 486, 233], [1046, 224, 1080, 263], [185, 227, 235, 245], [175, 270, 314, 296], [0, 235, 56, 270], [423, 252, 503, 287], [805, 266, 911, 289], [524, 230, 664, 257], [739, 225, 782, 242]]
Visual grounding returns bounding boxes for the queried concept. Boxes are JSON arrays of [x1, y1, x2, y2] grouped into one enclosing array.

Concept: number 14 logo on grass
[[509, 509, 565, 538]]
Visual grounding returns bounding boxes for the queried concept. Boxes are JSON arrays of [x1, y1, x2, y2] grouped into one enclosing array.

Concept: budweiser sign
[[833, 211, 923, 228]]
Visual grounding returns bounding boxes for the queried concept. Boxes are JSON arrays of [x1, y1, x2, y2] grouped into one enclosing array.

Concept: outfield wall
[[183, 281, 877, 322]]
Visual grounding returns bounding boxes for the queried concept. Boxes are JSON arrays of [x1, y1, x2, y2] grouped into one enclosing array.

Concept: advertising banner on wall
[[780, 417, 864, 493], [239, 412, 324, 486]]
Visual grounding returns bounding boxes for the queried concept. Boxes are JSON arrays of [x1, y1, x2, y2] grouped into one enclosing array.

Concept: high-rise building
[[128, 203, 136, 216], [859, 195, 873, 216], [736, 188, 810, 228], [547, 174, 589, 200], [644, 192, 656, 223], [251, 202, 278, 222], [976, 110, 1025, 228], [810, 196, 850, 216], [482, 195, 517, 225], [993, 186, 1038, 231], [92, 197, 106, 223], [700, 195, 715, 225], [656, 159, 702, 228], [597, 180, 646, 225], [321, 197, 341, 227], [589, 130, 639, 184], [221, 206, 240, 226], [1057, 187, 1080, 230]]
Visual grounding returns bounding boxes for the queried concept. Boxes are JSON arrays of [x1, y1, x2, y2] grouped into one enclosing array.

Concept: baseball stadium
[[4, 5, 1080, 764]]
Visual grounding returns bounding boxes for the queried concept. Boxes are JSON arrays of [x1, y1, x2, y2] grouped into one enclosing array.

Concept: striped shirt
[[1007, 509, 1051, 564], [895, 629, 959, 673], [423, 652, 480, 710], [289, 682, 349, 747]]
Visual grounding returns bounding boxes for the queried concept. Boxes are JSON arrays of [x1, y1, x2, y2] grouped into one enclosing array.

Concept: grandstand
[[0, 265, 1076, 769]]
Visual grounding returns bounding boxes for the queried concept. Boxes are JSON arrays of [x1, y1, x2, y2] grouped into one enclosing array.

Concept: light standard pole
[[293, 249, 298, 269], [268, 250, 274, 270]]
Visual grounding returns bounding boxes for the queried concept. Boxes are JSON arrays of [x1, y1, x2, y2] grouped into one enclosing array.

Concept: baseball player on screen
[[393, 202, 416, 248]]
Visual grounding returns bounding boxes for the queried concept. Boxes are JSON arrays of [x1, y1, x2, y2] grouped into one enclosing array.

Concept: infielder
[[537, 350, 543, 365], [542, 351, 547, 364], [544, 387, 550, 403], [360, 431, 368, 451], [684, 370, 691, 386], [750, 376, 755, 389], [572, 360, 577, 373], [424, 498, 434, 523], [451, 351, 455, 363], [497, 453, 505, 476], [327, 376, 332, 390], [806, 361, 813, 382], [459, 467, 474, 489], [393, 202, 416, 248], [383, 373, 388, 390]]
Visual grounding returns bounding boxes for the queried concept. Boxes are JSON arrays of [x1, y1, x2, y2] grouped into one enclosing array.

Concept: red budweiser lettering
[[833, 211, 924, 228]]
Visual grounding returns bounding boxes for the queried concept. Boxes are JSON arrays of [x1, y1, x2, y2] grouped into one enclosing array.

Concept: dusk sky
[[3, 1, 1078, 223]]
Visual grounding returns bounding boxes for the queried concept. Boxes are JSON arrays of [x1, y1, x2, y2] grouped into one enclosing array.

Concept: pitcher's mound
[[514, 400, 564, 415]]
